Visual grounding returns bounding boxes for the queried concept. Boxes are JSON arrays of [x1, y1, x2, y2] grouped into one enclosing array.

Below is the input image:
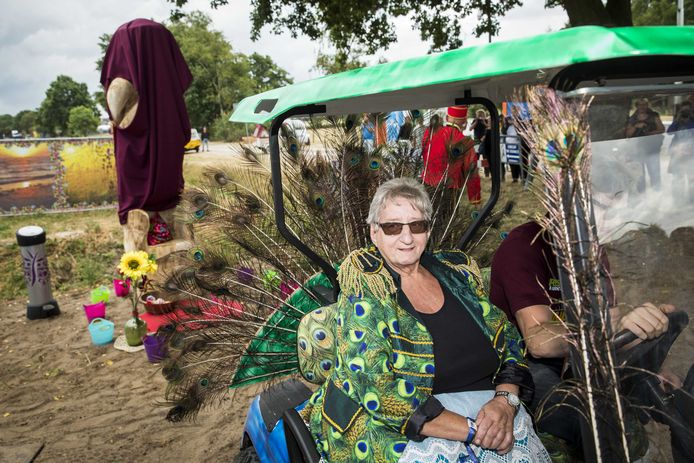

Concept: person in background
[[626, 98, 665, 192], [471, 110, 490, 177], [361, 113, 376, 152], [201, 126, 210, 152], [421, 106, 481, 205]]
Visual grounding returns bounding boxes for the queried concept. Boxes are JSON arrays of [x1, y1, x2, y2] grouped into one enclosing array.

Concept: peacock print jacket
[[301, 247, 533, 463]]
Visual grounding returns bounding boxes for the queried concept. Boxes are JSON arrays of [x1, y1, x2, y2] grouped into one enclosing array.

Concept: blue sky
[[0, 0, 567, 115]]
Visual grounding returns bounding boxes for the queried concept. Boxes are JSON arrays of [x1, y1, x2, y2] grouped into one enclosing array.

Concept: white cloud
[[0, 0, 567, 115]]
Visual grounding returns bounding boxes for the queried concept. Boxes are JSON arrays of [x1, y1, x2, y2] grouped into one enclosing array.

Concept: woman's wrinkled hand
[[473, 398, 515, 454]]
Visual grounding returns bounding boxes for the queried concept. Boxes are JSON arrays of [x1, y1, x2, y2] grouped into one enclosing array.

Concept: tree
[[94, 33, 112, 112], [14, 110, 38, 135], [38, 75, 97, 136], [544, 0, 632, 26], [0, 114, 14, 138], [632, 0, 693, 25], [314, 49, 367, 75], [171, 1, 687, 55], [68, 106, 99, 136], [167, 12, 255, 128], [248, 52, 294, 93]]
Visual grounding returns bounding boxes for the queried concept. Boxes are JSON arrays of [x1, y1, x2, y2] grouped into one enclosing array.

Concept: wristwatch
[[494, 391, 520, 413]]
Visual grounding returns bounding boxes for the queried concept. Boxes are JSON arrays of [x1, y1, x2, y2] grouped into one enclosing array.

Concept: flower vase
[[124, 317, 148, 346]]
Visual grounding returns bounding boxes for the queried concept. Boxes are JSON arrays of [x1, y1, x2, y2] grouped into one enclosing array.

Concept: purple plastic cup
[[83, 301, 106, 323], [143, 333, 168, 363]]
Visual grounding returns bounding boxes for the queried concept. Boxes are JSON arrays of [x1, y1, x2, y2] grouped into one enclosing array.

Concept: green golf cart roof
[[230, 26, 694, 124]]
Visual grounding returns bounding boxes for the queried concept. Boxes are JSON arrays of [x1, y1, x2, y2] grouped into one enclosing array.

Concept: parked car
[[11, 130, 23, 139], [97, 123, 111, 134], [281, 118, 310, 145], [185, 128, 201, 152]]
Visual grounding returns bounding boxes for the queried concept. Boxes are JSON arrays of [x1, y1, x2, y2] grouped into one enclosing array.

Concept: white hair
[[366, 178, 432, 225]]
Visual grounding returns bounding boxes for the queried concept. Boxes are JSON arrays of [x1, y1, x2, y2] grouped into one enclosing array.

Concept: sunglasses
[[378, 220, 429, 235]]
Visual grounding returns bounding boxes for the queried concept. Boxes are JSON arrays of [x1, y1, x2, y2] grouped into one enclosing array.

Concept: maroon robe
[[100, 19, 192, 224]]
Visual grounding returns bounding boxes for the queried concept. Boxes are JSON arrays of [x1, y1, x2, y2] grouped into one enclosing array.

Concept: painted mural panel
[[0, 138, 116, 214]]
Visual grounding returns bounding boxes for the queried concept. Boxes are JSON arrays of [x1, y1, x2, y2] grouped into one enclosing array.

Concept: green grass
[[0, 209, 122, 301]]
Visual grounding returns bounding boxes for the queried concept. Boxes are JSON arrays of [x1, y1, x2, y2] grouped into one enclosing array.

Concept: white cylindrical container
[[16, 225, 60, 319]]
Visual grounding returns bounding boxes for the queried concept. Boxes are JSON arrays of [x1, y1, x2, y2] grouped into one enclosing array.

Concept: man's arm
[[515, 304, 570, 358], [515, 303, 672, 359]]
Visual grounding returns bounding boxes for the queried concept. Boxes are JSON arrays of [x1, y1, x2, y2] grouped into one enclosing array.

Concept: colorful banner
[[0, 137, 116, 214]]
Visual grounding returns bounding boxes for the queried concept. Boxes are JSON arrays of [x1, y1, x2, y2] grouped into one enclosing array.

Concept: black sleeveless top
[[418, 286, 498, 394]]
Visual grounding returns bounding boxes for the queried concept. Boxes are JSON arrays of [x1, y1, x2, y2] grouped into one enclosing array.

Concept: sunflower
[[118, 251, 156, 281]]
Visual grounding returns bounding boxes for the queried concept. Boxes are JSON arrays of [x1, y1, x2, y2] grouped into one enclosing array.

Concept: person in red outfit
[[421, 106, 481, 204]]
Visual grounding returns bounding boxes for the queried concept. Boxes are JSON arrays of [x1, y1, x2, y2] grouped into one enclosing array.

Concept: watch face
[[507, 394, 520, 407]]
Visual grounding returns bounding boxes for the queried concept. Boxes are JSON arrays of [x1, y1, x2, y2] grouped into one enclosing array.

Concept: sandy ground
[[1, 142, 260, 462], [0, 292, 261, 462]]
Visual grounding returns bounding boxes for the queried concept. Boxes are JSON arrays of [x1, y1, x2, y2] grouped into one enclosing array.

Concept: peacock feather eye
[[194, 209, 205, 219], [369, 159, 381, 170], [421, 363, 435, 375], [452, 147, 462, 157], [411, 109, 421, 118], [349, 154, 361, 166], [214, 172, 228, 185], [289, 143, 298, 155], [313, 329, 327, 341], [313, 195, 325, 208], [364, 392, 380, 411], [298, 338, 308, 351], [391, 442, 407, 456], [355, 440, 370, 460], [193, 249, 204, 261], [500, 231, 509, 239], [193, 195, 208, 209], [320, 359, 332, 371], [471, 210, 480, 220], [397, 379, 416, 398], [199, 378, 209, 387]]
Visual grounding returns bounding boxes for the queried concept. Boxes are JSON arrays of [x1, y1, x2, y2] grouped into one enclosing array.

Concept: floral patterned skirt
[[399, 390, 551, 463]]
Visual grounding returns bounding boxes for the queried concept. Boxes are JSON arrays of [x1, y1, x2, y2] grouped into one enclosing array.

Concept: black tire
[[195, 146, 200, 152], [234, 445, 260, 463]]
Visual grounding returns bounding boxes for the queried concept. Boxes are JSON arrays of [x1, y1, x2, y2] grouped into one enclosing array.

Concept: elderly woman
[[302, 178, 549, 462]]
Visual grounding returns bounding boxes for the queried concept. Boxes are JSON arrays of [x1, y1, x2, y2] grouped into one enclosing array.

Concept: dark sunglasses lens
[[381, 223, 403, 235], [409, 221, 429, 234]]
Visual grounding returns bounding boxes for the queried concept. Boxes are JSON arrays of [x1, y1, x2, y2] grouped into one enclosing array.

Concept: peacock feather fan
[[160, 112, 496, 421]]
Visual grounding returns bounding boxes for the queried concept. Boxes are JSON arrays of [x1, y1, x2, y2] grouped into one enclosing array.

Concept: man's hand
[[473, 397, 515, 453], [616, 303, 674, 340]]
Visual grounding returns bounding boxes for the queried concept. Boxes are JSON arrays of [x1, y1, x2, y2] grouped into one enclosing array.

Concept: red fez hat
[[447, 105, 468, 119]]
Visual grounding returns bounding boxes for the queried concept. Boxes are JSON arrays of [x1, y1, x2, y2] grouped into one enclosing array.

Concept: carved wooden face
[[106, 77, 139, 129]]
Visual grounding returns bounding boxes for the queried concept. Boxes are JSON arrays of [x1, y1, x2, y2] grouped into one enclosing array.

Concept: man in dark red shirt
[[490, 220, 673, 447]]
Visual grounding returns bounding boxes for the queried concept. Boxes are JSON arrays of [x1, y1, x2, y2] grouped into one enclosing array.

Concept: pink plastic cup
[[113, 279, 130, 297], [84, 301, 106, 323]]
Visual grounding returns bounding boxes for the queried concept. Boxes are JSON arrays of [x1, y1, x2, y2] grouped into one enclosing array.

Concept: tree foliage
[[0, 114, 14, 138], [167, 11, 255, 128], [15, 110, 38, 135], [68, 106, 99, 136], [248, 52, 294, 93], [314, 49, 367, 75], [166, 0, 653, 55], [37, 75, 97, 136], [631, 0, 693, 25], [546, 0, 632, 26]]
